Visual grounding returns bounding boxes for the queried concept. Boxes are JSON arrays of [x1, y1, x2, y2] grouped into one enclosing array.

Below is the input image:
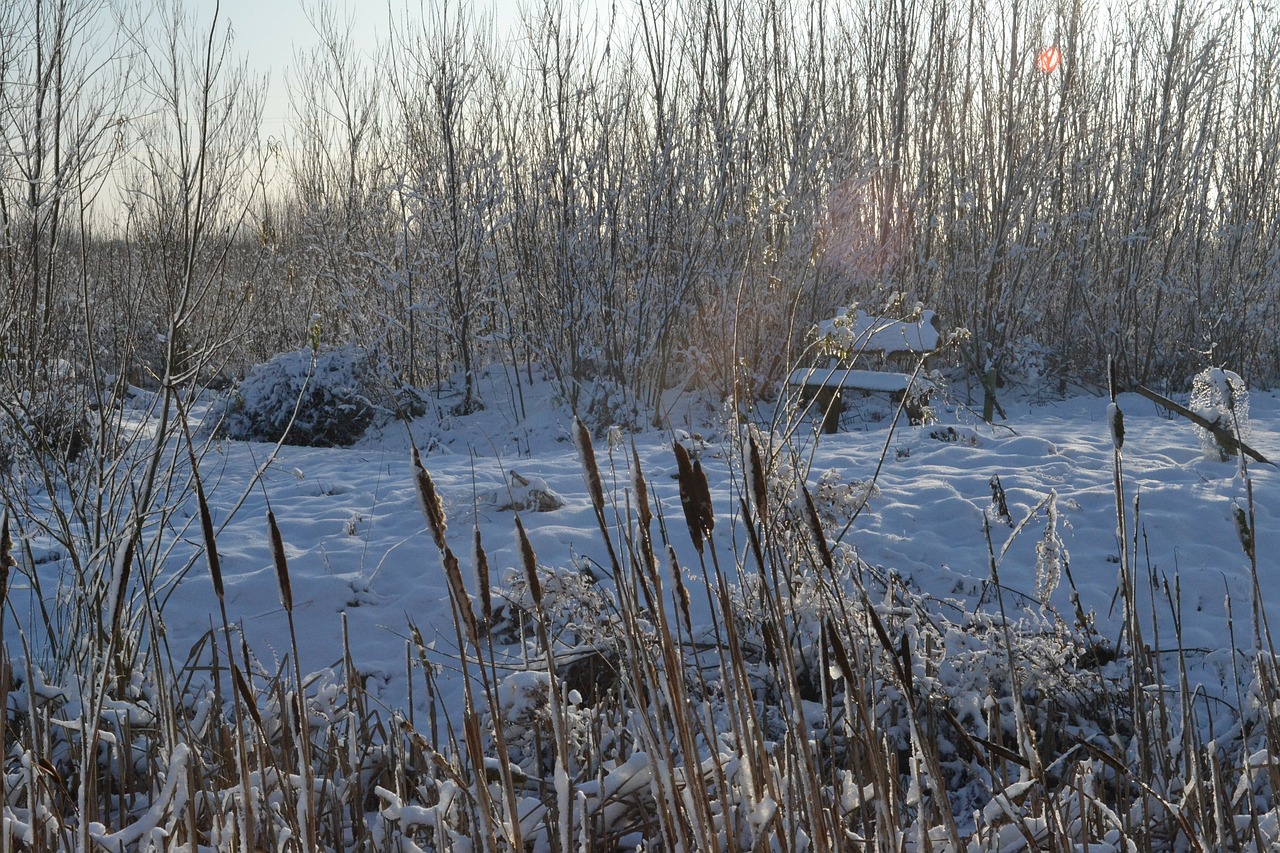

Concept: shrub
[[0, 360, 92, 475], [1190, 367, 1251, 461], [215, 346, 424, 447]]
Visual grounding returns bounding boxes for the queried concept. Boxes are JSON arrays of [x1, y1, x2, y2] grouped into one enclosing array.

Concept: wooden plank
[[787, 367, 919, 394]]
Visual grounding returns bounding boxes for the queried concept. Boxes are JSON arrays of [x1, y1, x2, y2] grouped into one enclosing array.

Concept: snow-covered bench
[[788, 310, 939, 433]]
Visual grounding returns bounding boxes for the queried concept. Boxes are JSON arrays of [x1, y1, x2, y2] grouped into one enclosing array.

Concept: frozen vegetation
[[5, 0, 1280, 849], [2, 358, 1279, 851]]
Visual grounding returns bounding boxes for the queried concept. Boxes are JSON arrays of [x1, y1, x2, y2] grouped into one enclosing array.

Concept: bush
[[0, 360, 92, 475], [1190, 367, 1251, 461], [215, 346, 424, 447]]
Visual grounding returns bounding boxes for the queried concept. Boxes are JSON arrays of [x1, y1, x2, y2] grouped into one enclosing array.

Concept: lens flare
[[1037, 46, 1062, 73]]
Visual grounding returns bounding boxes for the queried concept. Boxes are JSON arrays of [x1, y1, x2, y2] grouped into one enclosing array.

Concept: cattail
[[574, 416, 606, 517], [826, 620, 855, 684], [442, 547, 481, 643], [1233, 503, 1254, 560], [801, 483, 834, 573], [630, 442, 659, 610], [673, 442, 701, 552], [110, 528, 137, 639], [1107, 402, 1125, 451], [195, 479, 223, 602], [1, 511, 12, 568], [630, 439, 652, 532], [898, 633, 914, 696], [473, 525, 492, 627], [412, 446, 448, 552], [989, 474, 1012, 525], [514, 515, 541, 609], [1, 511, 14, 601], [692, 458, 713, 533], [667, 545, 692, 634], [267, 510, 292, 612], [231, 664, 265, 730], [760, 620, 779, 669], [746, 431, 769, 525], [861, 590, 899, 673], [740, 497, 766, 573], [674, 442, 714, 553]]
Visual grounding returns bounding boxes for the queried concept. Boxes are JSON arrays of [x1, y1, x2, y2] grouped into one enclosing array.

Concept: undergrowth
[[0, 396, 1278, 852]]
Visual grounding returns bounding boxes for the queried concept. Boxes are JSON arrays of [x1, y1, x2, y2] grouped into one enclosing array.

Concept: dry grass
[[0, 414, 1277, 852]]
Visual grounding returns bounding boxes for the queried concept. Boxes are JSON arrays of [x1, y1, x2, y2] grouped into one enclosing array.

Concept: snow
[[9, 371, 1272, 718], [787, 365, 923, 393], [815, 308, 941, 354], [87, 744, 190, 849]]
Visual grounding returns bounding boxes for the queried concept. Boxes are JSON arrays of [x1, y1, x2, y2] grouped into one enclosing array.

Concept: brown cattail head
[[674, 442, 714, 553], [442, 546, 481, 644], [195, 480, 223, 603], [231, 664, 265, 730], [267, 510, 293, 612], [1, 511, 14, 599], [1233, 502, 1254, 560], [825, 620, 856, 685], [1, 511, 13, 568], [801, 483, 834, 573], [666, 545, 692, 634], [740, 496, 766, 573], [514, 515, 541, 609], [111, 527, 137, 638], [630, 439, 652, 533], [473, 525, 492, 627], [1107, 402, 1125, 452], [574, 416, 606, 517], [412, 446, 448, 552], [746, 432, 769, 526], [692, 458, 714, 533]]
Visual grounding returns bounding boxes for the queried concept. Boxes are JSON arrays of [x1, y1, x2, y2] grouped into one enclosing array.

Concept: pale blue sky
[[211, 0, 532, 138]]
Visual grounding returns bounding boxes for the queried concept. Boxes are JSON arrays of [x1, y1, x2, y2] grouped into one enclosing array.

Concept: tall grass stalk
[[4, 394, 1280, 849], [267, 508, 316, 849]]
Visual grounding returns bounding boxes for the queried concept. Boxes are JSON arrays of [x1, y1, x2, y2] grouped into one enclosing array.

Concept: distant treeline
[[4, 0, 1278, 421]]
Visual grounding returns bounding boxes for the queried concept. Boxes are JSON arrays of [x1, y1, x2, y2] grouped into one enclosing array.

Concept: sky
[[212, 0, 590, 143], [213, 0, 405, 141], [198, 0, 1111, 151]]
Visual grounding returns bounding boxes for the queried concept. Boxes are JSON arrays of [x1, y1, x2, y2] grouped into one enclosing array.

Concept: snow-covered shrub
[[930, 425, 980, 446], [486, 565, 626, 779], [811, 467, 878, 527], [0, 360, 92, 474], [1190, 367, 1250, 461], [481, 470, 564, 512], [214, 346, 424, 447], [492, 562, 617, 651], [489, 670, 603, 777], [582, 376, 643, 434]]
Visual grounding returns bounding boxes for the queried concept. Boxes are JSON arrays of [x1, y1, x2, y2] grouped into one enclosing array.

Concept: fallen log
[[1131, 384, 1274, 467]]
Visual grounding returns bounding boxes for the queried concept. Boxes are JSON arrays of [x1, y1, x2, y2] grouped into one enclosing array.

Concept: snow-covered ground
[[40, 368, 1270, 724]]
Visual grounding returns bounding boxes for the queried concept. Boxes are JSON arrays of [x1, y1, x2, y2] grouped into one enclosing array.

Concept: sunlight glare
[[1037, 46, 1063, 73]]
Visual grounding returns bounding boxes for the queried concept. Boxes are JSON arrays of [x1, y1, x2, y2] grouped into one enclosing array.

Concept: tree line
[[4, 0, 1278, 429]]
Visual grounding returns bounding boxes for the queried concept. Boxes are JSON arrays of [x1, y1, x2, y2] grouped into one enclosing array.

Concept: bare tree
[[0, 0, 127, 364], [286, 1, 390, 353], [269, 0, 1280, 415], [386, 0, 506, 412]]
